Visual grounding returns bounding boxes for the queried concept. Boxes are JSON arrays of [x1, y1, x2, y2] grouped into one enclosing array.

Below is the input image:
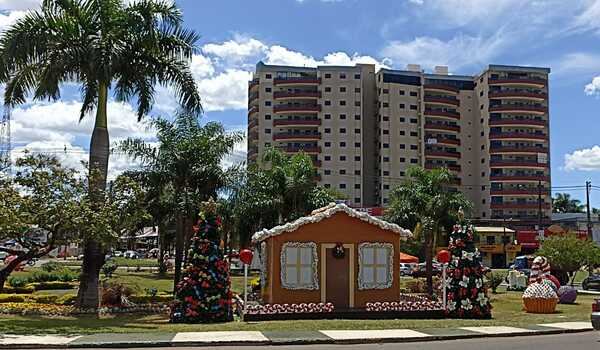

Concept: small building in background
[[551, 213, 600, 245], [474, 226, 519, 268]]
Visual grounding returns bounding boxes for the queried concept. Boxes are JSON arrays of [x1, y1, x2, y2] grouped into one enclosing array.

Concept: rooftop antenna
[[0, 106, 12, 175]]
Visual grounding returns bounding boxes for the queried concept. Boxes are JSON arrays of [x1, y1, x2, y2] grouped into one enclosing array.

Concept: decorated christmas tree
[[170, 198, 233, 323], [445, 212, 492, 319]]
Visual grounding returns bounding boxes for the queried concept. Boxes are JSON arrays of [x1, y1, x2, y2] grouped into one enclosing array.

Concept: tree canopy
[[552, 193, 584, 213], [537, 234, 600, 284]]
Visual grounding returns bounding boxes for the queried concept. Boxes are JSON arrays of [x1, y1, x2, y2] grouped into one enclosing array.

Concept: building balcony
[[488, 91, 547, 100], [489, 160, 548, 169], [424, 123, 460, 133], [489, 174, 550, 182], [489, 145, 548, 154], [248, 131, 259, 140], [424, 96, 460, 106], [425, 150, 461, 159], [248, 78, 259, 90], [490, 202, 551, 210], [423, 84, 459, 94], [488, 77, 546, 87], [248, 119, 258, 129], [273, 104, 321, 113], [425, 163, 461, 172], [273, 133, 322, 141], [248, 106, 259, 116], [425, 136, 460, 146], [273, 91, 321, 99], [489, 118, 547, 127], [490, 188, 550, 196], [489, 105, 547, 114], [273, 118, 321, 127], [489, 132, 548, 141], [424, 109, 460, 120], [280, 146, 321, 154], [273, 77, 321, 86]]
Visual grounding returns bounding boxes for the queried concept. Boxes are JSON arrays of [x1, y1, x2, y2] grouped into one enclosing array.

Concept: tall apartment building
[[248, 62, 551, 227]]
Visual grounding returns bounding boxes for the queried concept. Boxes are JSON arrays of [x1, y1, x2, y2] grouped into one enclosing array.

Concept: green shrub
[[30, 271, 54, 283], [2, 286, 35, 294], [101, 262, 118, 278], [56, 294, 77, 305], [486, 271, 506, 293], [55, 269, 79, 282], [32, 294, 59, 304], [0, 294, 27, 303], [30, 281, 76, 291], [40, 261, 64, 272], [7, 276, 29, 288], [101, 282, 135, 306]]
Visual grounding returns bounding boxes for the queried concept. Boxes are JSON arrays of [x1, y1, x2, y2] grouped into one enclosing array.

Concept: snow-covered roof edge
[[251, 203, 412, 243]]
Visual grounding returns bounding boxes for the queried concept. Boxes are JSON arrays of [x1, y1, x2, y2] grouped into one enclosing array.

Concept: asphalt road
[[24, 331, 600, 350]]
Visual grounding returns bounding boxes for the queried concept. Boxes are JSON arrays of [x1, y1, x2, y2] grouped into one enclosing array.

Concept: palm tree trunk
[[77, 82, 109, 309], [425, 228, 434, 296], [173, 214, 185, 292]]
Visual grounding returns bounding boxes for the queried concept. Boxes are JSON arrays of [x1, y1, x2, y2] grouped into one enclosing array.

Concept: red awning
[[400, 253, 419, 263]]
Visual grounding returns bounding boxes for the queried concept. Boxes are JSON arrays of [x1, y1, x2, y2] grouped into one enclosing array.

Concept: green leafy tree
[[120, 112, 242, 290], [552, 193, 584, 213], [537, 234, 600, 285], [0, 0, 202, 308], [385, 166, 472, 295]]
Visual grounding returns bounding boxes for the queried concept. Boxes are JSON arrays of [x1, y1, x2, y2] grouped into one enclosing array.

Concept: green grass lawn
[[0, 287, 596, 335]]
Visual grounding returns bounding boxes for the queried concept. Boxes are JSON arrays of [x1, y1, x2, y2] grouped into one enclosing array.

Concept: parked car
[[582, 273, 600, 291], [114, 251, 124, 258], [400, 263, 416, 276], [124, 250, 140, 259], [411, 262, 442, 278], [592, 298, 600, 330]]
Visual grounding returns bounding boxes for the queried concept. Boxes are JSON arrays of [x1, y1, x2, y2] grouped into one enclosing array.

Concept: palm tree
[[0, 0, 202, 308], [385, 166, 472, 295], [552, 193, 584, 213], [120, 112, 243, 290]]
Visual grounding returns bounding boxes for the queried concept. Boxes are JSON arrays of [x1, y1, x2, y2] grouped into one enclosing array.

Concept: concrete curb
[[0, 323, 595, 349]]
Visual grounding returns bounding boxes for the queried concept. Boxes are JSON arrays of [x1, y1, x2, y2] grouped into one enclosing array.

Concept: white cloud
[[202, 36, 267, 65], [0, 10, 26, 31], [196, 69, 253, 112], [552, 52, 600, 78], [407, 0, 424, 4], [190, 54, 215, 79], [264, 45, 320, 67], [380, 34, 506, 71], [565, 146, 600, 171], [0, 0, 40, 10], [570, 0, 600, 34], [585, 76, 600, 95]]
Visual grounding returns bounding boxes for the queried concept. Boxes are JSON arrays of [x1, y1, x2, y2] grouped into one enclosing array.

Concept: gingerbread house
[[251, 203, 412, 310]]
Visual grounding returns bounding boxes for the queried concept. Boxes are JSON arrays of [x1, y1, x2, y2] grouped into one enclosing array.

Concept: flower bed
[[365, 299, 443, 312], [0, 302, 170, 316], [245, 302, 334, 315]]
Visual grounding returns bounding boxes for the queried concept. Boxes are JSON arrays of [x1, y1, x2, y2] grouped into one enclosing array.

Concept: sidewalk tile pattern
[[320, 329, 430, 340], [171, 331, 268, 343], [0, 335, 81, 345], [537, 322, 593, 330], [460, 326, 535, 334]]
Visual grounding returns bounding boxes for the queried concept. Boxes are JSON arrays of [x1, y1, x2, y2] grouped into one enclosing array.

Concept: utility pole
[[586, 181, 592, 240]]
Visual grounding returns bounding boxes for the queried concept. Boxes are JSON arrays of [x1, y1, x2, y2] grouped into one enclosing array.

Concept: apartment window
[[265, 114, 271, 120], [340, 142, 346, 147], [354, 156, 361, 161], [355, 101, 361, 107], [399, 90, 405, 95], [399, 117, 406, 122], [354, 197, 361, 203], [481, 131, 485, 136], [324, 73, 331, 78], [383, 102, 389, 107], [481, 158, 485, 164], [339, 128, 346, 133], [340, 183, 347, 189], [382, 129, 389, 135], [410, 105, 417, 110], [410, 91, 418, 97], [480, 118, 484, 123], [265, 143, 270, 147], [481, 171, 486, 177], [324, 128, 331, 133], [354, 74, 361, 79], [410, 118, 418, 124], [325, 100, 331, 106], [399, 103, 405, 109], [410, 159, 419, 164], [340, 169, 346, 175], [324, 142, 331, 147], [265, 128, 271, 134], [383, 143, 389, 148], [265, 101, 271, 106], [383, 171, 390, 176], [340, 100, 347, 106], [324, 170, 331, 175], [340, 156, 347, 161], [383, 184, 390, 190], [481, 145, 485, 150], [382, 116, 389, 121], [400, 171, 405, 176], [480, 90, 484, 97], [265, 87, 272, 92], [410, 144, 418, 150], [324, 184, 331, 188], [354, 184, 361, 189], [324, 114, 331, 119], [355, 142, 361, 147], [383, 198, 389, 204], [480, 104, 484, 110], [355, 87, 361, 93], [399, 130, 405, 136], [340, 114, 347, 120], [482, 199, 486, 204], [399, 144, 406, 149], [354, 170, 361, 175], [383, 89, 389, 94], [410, 131, 418, 137], [324, 86, 331, 92], [340, 73, 346, 79], [340, 87, 346, 92], [400, 157, 406, 163], [324, 155, 331, 161], [355, 128, 361, 134], [265, 74, 272, 79], [355, 115, 361, 120]]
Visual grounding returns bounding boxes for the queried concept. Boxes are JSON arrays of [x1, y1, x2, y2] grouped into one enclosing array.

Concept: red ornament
[[436, 249, 451, 264], [240, 249, 254, 265]]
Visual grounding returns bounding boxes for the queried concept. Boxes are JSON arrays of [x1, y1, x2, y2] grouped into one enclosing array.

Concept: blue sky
[[2, 0, 600, 206]]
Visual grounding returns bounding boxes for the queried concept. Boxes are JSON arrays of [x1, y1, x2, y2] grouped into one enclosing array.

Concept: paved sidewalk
[[0, 321, 594, 348]]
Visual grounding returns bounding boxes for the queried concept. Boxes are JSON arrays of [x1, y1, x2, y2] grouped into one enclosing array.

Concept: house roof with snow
[[251, 203, 412, 243]]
